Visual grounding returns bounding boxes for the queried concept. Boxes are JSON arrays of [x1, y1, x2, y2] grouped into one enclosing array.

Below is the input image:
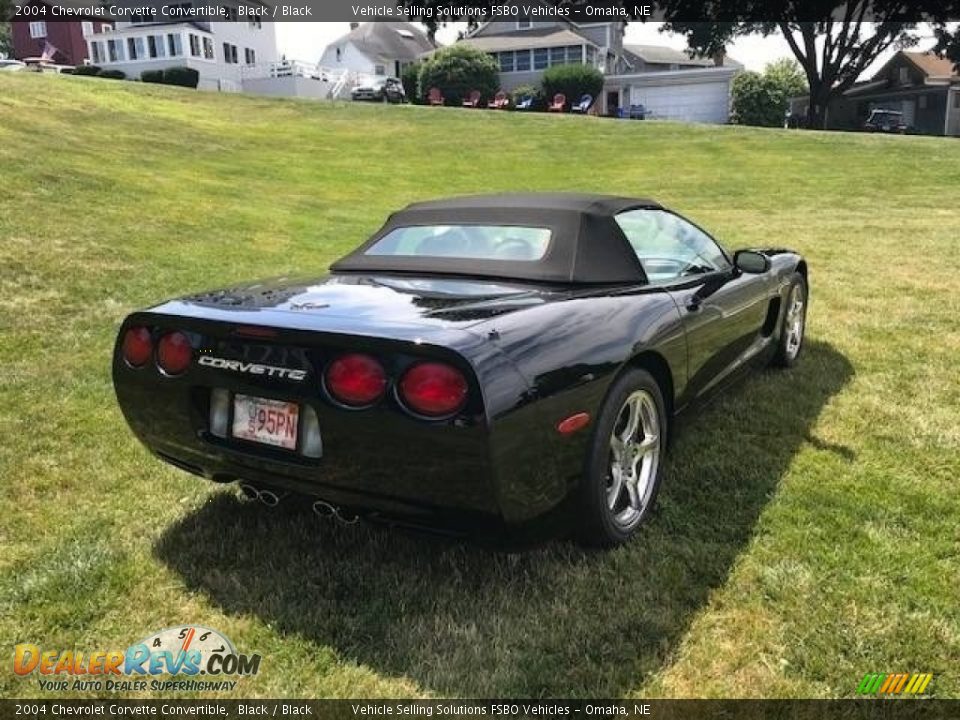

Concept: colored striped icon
[[857, 673, 933, 695]]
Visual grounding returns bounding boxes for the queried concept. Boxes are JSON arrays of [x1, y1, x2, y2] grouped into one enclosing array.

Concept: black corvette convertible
[[113, 193, 808, 546]]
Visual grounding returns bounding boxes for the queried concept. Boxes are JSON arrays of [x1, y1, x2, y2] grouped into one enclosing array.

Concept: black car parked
[[112, 194, 808, 546], [863, 109, 910, 133], [350, 77, 405, 103]]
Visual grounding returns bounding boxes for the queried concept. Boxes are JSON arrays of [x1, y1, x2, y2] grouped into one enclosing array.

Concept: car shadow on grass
[[154, 340, 853, 697]]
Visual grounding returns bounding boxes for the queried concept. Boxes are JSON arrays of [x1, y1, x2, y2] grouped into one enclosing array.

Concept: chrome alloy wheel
[[784, 283, 806, 360], [606, 389, 661, 529]]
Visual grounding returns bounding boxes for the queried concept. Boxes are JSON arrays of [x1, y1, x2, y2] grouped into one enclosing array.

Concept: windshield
[[364, 225, 552, 262]]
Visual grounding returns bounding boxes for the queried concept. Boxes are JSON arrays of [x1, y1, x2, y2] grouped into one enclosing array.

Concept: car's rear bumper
[[110, 310, 556, 532]]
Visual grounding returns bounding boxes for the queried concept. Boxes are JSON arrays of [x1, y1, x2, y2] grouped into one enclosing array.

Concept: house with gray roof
[[319, 22, 436, 80], [455, 21, 741, 123], [788, 49, 960, 136]]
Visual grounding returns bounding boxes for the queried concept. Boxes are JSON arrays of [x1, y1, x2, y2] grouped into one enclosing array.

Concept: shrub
[[732, 58, 807, 127], [97, 69, 126, 80], [417, 45, 498, 106], [401, 61, 421, 103], [162, 66, 199, 88], [72, 65, 100, 76], [510, 83, 543, 111], [540, 64, 603, 109], [141, 69, 164, 84]]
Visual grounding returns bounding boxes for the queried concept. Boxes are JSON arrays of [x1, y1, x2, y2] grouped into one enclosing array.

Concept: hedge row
[[69, 66, 125, 79], [404, 45, 604, 111], [141, 66, 199, 88]]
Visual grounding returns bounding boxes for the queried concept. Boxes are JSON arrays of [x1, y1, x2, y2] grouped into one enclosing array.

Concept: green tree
[[731, 58, 806, 127], [0, 22, 11, 59], [661, 16, 923, 129], [0, 0, 13, 59], [417, 45, 498, 107], [540, 64, 604, 108], [400, 61, 421, 104]]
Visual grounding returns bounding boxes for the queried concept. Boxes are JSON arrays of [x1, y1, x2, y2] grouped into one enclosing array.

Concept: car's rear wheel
[[577, 368, 666, 547], [772, 272, 807, 368]]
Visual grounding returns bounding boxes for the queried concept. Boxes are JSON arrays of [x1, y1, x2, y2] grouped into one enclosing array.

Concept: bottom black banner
[[4, 700, 960, 720]]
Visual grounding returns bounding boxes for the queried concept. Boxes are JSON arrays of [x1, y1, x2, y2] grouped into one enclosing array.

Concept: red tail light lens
[[157, 331, 193, 375], [399, 362, 468, 418], [122, 326, 153, 367], [325, 353, 387, 407]]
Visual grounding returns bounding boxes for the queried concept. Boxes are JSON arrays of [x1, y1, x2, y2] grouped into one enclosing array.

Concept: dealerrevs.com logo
[[14, 626, 261, 693]]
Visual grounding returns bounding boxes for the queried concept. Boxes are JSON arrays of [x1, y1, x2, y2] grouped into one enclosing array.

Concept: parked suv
[[863, 109, 910, 134], [350, 77, 405, 104]]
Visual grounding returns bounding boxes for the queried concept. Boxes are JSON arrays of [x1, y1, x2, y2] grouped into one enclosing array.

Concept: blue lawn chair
[[515, 96, 534, 110], [572, 94, 593, 113]]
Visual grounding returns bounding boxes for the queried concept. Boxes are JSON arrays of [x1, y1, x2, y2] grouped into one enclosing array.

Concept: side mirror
[[734, 249, 770, 274]]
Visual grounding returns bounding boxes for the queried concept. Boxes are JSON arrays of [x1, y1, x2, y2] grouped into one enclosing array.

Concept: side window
[[615, 209, 730, 283]]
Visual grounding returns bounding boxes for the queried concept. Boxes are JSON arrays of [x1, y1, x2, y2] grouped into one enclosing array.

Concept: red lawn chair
[[487, 90, 508, 109], [548, 93, 566, 112], [427, 87, 444, 106], [462, 90, 481, 108]]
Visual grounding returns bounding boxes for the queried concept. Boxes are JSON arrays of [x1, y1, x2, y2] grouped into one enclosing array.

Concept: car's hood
[[160, 273, 572, 331]]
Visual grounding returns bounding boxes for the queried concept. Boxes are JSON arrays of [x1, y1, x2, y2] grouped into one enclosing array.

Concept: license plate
[[232, 394, 299, 450]]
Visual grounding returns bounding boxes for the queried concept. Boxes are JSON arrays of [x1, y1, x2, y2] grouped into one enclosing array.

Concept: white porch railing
[[239, 62, 389, 100], [240, 60, 329, 82]]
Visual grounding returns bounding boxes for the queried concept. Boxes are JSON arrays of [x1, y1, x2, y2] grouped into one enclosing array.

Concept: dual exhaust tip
[[238, 483, 359, 525]]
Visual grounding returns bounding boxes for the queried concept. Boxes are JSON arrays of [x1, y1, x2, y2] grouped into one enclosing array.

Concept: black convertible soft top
[[330, 193, 661, 284]]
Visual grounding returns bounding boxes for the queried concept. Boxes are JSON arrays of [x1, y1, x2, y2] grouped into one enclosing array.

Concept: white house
[[319, 22, 436, 80], [457, 21, 741, 122], [86, 7, 278, 93]]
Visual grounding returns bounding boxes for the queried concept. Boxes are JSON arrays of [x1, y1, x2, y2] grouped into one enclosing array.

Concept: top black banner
[[10, 0, 957, 23]]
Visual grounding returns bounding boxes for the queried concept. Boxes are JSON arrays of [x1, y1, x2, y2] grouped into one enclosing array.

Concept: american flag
[[41, 41, 59, 62]]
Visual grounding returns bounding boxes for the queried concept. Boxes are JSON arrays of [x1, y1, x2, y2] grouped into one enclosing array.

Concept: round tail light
[[399, 362, 468, 418], [325, 353, 387, 407], [122, 326, 153, 367], [157, 331, 193, 375]]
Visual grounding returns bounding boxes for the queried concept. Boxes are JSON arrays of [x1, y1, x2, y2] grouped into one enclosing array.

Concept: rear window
[[365, 225, 552, 262]]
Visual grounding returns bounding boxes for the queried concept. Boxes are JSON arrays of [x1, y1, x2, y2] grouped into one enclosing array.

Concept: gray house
[[319, 21, 435, 79], [789, 50, 960, 136], [457, 20, 625, 94], [456, 20, 740, 122]]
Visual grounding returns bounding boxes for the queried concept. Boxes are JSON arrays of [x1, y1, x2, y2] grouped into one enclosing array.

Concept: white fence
[[239, 62, 385, 100]]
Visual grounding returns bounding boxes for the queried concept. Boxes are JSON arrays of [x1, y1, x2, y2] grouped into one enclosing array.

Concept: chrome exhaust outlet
[[312, 500, 337, 519], [258, 489, 288, 507], [239, 483, 286, 507], [335, 508, 360, 525]]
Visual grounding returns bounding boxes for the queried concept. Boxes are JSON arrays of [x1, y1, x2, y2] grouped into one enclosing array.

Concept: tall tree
[[662, 15, 923, 129], [933, 23, 960, 68]]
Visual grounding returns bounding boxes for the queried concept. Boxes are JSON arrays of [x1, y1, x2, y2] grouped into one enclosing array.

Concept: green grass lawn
[[1, 73, 958, 700]]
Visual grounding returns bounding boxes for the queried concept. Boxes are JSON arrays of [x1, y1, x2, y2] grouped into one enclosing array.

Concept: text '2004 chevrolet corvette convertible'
[[113, 193, 808, 546]]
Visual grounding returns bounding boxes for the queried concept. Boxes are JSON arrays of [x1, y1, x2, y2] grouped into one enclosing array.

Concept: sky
[[276, 22, 946, 77]]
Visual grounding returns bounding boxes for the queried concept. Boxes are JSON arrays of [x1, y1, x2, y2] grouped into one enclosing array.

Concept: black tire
[[576, 368, 667, 547], [771, 272, 808, 368]]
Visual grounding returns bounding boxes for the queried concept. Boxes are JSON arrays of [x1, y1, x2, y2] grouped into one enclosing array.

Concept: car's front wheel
[[577, 368, 666, 547], [771, 272, 808, 368]]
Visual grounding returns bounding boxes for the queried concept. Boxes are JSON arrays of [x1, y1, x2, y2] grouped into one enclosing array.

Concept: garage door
[[629, 80, 730, 124]]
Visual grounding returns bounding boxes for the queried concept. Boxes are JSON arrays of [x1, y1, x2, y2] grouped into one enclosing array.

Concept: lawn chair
[[487, 90, 508, 109], [462, 90, 481, 108], [427, 87, 444, 106], [548, 93, 566, 112], [515, 95, 534, 110], [571, 94, 592, 113]]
